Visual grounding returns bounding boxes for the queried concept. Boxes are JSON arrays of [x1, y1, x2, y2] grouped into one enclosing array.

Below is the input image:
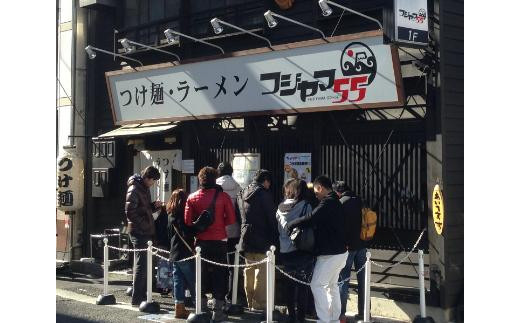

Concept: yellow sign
[[432, 184, 444, 235]]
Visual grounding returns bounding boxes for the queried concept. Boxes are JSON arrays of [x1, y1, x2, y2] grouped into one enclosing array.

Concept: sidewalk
[[57, 268, 445, 323]]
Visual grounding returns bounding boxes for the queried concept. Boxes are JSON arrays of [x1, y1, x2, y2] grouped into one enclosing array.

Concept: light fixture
[[164, 28, 225, 54], [264, 11, 278, 28], [118, 38, 181, 62], [318, 0, 333, 16], [84, 45, 143, 66], [85, 45, 96, 59], [119, 38, 136, 54], [210, 18, 273, 48], [318, 0, 383, 29], [264, 10, 326, 39], [210, 18, 224, 34]]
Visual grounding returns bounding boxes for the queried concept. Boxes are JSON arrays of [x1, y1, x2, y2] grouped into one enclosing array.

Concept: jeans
[[338, 248, 367, 316], [173, 260, 196, 304], [310, 251, 349, 323], [196, 240, 228, 301], [129, 233, 153, 305], [243, 252, 268, 310]]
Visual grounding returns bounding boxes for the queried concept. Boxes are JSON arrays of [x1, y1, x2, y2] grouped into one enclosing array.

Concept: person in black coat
[[237, 169, 278, 311], [333, 181, 367, 321], [165, 189, 196, 319], [287, 175, 349, 323]]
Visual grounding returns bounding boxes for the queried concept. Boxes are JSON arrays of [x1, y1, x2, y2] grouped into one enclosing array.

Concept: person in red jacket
[[185, 166, 236, 322]]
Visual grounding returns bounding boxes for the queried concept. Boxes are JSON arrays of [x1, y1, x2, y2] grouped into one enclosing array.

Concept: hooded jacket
[[339, 191, 365, 251], [216, 175, 241, 239], [287, 191, 347, 256], [125, 174, 158, 237], [276, 199, 312, 253], [237, 182, 278, 253]]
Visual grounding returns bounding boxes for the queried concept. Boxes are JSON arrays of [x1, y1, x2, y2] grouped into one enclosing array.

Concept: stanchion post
[[412, 250, 435, 323], [419, 250, 426, 318], [270, 245, 277, 320], [96, 238, 116, 305], [363, 251, 372, 323], [266, 249, 273, 323], [196, 246, 202, 314], [232, 244, 239, 304], [187, 246, 210, 323], [225, 244, 244, 315], [138, 241, 159, 313]]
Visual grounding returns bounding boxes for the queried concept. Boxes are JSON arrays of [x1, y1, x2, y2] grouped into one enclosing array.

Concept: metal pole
[[266, 250, 273, 323], [90, 235, 93, 258], [195, 246, 202, 314], [103, 238, 109, 295], [270, 245, 276, 316], [146, 240, 153, 303], [418, 250, 426, 318], [363, 251, 372, 323], [232, 244, 240, 304]]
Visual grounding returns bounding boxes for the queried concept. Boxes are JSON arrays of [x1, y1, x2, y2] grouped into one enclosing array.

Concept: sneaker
[[339, 314, 347, 323]]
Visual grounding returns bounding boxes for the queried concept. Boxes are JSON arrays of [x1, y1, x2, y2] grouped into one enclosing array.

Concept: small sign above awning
[[97, 121, 179, 138]]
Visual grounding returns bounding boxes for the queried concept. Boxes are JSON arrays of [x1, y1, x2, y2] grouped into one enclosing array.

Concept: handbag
[[192, 189, 220, 233], [289, 203, 315, 253]]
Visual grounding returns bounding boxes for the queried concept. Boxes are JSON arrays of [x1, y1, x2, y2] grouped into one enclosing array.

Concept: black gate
[[187, 109, 427, 252]]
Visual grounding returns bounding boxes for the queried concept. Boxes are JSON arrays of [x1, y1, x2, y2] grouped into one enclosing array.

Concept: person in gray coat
[[276, 179, 315, 323]]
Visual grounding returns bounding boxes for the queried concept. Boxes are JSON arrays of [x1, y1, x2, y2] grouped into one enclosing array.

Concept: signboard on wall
[[57, 152, 84, 211], [284, 153, 312, 183], [232, 153, 261, 189], [394, 0, 429, 46], [432, 184, 444, 235], [106, 32, 403, 125], [134, 150, 182, 202]]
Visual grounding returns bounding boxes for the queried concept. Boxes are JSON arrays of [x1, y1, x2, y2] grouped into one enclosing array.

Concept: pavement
[[56, 268, 446, 323]]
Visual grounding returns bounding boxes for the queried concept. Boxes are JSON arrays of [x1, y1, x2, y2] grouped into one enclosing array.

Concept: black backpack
[[192, 189, 220, 233]]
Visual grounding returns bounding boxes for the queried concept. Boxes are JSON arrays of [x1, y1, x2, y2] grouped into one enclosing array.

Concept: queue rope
[[107, 245, 148, 252], [370, 228, 426, 269]]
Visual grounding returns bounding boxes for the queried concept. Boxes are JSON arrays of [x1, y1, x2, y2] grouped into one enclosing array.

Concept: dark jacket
[[154, 208, 170, 248], [167, 207, 196, 262], [125, 174, 159, 237], [287, 191, 348, 256], [237, 182, 278, 253], [339, 191, 365, 251]]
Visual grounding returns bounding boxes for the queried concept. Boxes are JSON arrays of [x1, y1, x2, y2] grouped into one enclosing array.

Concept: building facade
[[56, 0, 463, 320]]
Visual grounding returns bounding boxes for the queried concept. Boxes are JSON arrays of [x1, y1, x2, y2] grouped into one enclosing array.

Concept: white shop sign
[[106, 33, 403, 125], [394, 0, 429, 46]]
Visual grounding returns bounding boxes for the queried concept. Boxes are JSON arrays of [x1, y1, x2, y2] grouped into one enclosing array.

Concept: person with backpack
[[185, 166, 236, 321], [286, 175, 349, 323], [333, 181, 367, 322], [215, 161, 244, 305], [276, 179, 315, 323], [237, 169, 278, 311], [166, 189, 196, 319]]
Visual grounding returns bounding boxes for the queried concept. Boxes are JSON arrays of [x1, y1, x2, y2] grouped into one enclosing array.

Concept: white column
[[103, 238, 109, 295], [146, 240, 153, 303], [195, 246, 202, 314], [364, 251, 372, 323], [418, 250, 427, 318]]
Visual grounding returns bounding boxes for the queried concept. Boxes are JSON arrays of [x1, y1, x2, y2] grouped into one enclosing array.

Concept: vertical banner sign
[[394, 0, 429, 46], [284, 153, 312, 183], [57, 153, 85, 211], [232, 153, 261, 189], [432, 184, 444, 235]]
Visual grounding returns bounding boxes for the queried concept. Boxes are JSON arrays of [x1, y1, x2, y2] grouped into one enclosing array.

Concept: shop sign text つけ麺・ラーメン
[[106, 33, 403, 125]]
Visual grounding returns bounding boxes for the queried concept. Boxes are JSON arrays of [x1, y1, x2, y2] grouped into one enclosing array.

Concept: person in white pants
[[311, 251, 349, 322], [287, 175, 350, 323]]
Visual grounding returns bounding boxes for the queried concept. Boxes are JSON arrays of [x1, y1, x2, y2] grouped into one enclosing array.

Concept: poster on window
[[232, 153, 261, 189], [284, 153, 312, 184], [133, 150, 182, 203]]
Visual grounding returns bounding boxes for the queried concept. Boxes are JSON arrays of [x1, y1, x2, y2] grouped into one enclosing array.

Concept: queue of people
[[125, 164, 368, 323]]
